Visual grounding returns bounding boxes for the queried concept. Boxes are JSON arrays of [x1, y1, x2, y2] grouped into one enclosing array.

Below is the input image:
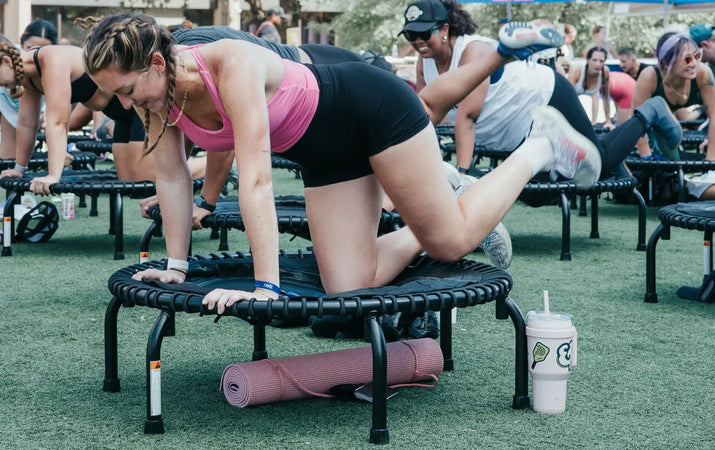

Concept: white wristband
[[166, 257, 189, 273], [13, 162, 28, 173]]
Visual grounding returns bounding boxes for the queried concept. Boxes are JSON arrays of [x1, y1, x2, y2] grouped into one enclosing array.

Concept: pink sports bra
[[170, 45, 319, 153]]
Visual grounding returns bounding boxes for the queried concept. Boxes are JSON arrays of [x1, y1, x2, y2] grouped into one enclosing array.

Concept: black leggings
[[548, 72, 646, 178]]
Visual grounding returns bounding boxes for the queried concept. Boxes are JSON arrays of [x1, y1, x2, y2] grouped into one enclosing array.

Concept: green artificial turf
[[1, 165, 713, 449]]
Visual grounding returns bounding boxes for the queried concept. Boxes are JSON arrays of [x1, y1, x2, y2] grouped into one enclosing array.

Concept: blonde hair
[[0, 35, 25, 99], [82, 13, 178, 154]]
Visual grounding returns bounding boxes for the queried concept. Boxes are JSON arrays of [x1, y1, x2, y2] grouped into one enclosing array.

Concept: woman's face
[[669, 44, 701, 80], [90, 63, 168, 112], [587, 51, 606, 73], [407, 24, 446, 58], [21, 36, 53, 50]]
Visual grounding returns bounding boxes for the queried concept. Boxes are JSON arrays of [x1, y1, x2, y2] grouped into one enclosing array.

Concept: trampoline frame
[[1, 170, 203, 260], [624, 157, 715, 204], [137, 195, 403, 263], [104, 250, 530, 444], [645, 203, 715, 303]]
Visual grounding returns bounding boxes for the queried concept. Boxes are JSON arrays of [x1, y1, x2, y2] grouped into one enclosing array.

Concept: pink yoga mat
[[221, 338, 444, 407]]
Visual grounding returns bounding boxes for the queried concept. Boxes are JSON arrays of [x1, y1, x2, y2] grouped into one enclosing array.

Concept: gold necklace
[[664, 80, 688, 102], [166, 52, 188, 127]]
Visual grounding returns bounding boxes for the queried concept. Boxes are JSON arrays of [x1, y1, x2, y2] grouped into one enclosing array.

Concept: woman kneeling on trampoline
[[83, 13, 600, 314]]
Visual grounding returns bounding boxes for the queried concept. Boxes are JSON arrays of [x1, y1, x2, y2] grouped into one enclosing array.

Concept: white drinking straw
[[543, 290, 550, 315]]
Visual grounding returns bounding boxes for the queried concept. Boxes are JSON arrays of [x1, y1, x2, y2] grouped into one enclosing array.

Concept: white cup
[[61, 193, 75, 220], [526, 311, 577, 414]]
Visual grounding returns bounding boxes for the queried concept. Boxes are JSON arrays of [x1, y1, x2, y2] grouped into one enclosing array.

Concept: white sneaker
[[530, 106, 602, 189], [498, 20, 564, 59], [478, 221, 512, 269]]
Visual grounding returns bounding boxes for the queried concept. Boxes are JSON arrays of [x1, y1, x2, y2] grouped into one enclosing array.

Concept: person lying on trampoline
[[0, 35, 206, 194], [400, 0, 680, 192], [84, 13, 601, 314]]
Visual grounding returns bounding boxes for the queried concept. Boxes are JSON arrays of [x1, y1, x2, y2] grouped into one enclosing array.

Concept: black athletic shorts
[[101, 96, 145, 144], [280, 62, 430, 187], [298, 44, 364, 65]]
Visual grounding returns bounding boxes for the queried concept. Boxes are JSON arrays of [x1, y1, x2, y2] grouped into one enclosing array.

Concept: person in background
[[632, 32, 715, 160], [0, 19, 57, 159], [690, 23, 715, 73], [557, 23, 577, 73], [256, 7, 287, 44], [582, 25, 617, 59], [568, 46, 613, 128], [618, 47, 649, 80]]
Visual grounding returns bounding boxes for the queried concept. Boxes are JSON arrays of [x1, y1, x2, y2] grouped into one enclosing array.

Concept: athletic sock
[[511, 136, 554, 177]]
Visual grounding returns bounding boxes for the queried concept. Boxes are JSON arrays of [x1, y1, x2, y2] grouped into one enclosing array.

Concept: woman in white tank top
[[409, 0, 554, 172], [567, 46, 613, 128]]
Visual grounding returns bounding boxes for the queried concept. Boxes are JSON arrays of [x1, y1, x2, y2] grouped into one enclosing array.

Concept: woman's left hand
[[29, 174, 60, 195], [202, 288, 275, 315]]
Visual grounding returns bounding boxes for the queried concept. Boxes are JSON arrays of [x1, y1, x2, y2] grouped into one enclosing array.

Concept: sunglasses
[[682, 49, 702, 65], [403, 26, 440, 42]]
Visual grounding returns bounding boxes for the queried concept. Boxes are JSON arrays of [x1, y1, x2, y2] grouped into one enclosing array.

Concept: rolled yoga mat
[[221, 338, 443, 407]]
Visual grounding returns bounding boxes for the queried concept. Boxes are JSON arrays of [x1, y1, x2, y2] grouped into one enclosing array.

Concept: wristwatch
[[194, 195, 216, 212]]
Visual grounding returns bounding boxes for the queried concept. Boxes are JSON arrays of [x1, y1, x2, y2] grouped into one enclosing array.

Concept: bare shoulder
[[697, 63, 715, 88]]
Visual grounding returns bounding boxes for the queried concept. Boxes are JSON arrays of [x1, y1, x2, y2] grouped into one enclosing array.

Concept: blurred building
[[0, 0, 343, 46]]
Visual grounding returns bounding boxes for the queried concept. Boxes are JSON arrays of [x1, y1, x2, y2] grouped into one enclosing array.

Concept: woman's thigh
[[112, 141, 157, 182], [0, 115, 16, 159]]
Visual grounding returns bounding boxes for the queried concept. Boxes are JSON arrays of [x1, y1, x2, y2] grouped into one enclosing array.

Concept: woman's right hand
[[131, 267, 186, 284]]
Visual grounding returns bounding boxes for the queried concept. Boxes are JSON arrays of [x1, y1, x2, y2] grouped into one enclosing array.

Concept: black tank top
[[653, 66, 702, 110], [30, 47, 99, 104]]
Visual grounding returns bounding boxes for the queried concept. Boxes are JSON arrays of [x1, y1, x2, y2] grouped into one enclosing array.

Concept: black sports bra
[[653, 66, 702, 110], [30, 47, 99, 104]]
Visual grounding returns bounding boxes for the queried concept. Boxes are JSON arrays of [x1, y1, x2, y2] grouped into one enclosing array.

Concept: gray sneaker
[[478, 221, 512, 269], [442, 162, 512, 269], [530, 106, 602, 189]]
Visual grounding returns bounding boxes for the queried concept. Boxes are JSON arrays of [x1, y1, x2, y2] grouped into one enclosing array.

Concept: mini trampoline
[[625, 156, 715, 204], [0, 151, 97, 172], [645, 202, 715, 303], [1, 170, 203, 259], [138, 195, 403, 262], [105, 250, 528, 443], [518, 175, 646, 260]]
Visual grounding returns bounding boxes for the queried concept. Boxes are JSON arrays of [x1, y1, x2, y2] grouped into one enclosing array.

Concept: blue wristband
[[254, 280, 298, 297]]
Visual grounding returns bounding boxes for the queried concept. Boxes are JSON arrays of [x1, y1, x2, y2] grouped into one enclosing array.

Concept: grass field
[[1, 164, 713, 449]]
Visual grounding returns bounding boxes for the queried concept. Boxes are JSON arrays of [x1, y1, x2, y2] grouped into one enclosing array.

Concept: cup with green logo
[[526, 308, 577, 414]]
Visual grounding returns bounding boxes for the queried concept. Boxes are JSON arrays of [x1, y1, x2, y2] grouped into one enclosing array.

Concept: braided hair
[[0, 35, 25, 99], [82, 13, 178, 154]]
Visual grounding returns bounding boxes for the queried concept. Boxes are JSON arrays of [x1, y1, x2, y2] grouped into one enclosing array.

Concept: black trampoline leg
[[2, 190, 20, 257], [90, 194, 99, 217], [504, 296, 530, 409], [439, 308, 454, 371], [590, 194, 599, 239], [560, 192, 571, 261], [78, 193, 87, 208], [144, 309, 174, 434], [139, 221, 159, 263], [578, 194, 587, 217], [366, 313, 389, 445], [103, 296, 122, 393], [252, 323, 268, 361], [219, 228, 229, 251], [113, 192, 125, 260], [633, 188, 647, 251], [645, 224, 666, 303]]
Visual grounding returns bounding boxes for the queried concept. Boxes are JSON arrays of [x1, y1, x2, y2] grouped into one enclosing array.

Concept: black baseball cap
[[399, 0, 449, 35]]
